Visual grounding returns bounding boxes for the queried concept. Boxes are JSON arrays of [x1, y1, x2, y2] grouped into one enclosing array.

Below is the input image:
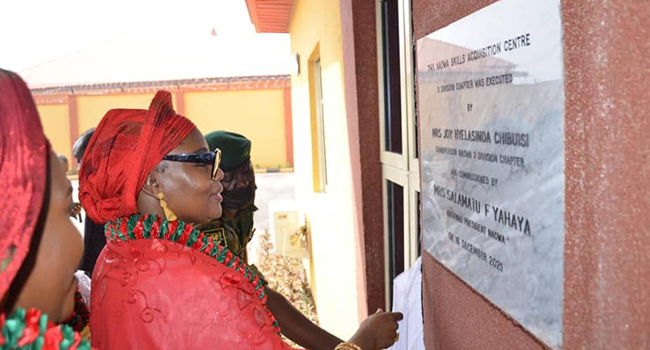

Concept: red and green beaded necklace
[[0, 307, 90, 350], [104, 213, 280, 333]]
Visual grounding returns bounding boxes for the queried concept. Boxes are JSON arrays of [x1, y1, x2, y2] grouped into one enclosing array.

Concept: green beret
[[205, 131, 252, 172]]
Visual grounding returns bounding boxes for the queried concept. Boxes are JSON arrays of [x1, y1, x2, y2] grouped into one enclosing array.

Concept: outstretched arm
[[266, 288, 343, 350]]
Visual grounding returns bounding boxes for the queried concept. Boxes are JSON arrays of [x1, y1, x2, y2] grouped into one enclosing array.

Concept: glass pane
[[387, 180, 405, 288], [412, 42, 419, 159], [311, 58, 327, 193], [381, 0, 403, 154], [416, 191, 422, 257], [315, 59, 328, 188]]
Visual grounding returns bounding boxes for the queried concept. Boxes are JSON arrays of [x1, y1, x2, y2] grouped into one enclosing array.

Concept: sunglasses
[[163, 148, 221, 180]]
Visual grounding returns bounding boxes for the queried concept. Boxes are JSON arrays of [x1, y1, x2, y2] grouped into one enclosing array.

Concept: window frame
[[309, 49, 328, 193], [377, 0, 420, 309]]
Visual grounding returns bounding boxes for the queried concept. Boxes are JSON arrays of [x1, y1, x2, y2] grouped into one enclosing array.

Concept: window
[[381, 0, 403, 154], [387, 180, 405, 282], [309, 55, 327, 193], [377, 0, 420, 307]]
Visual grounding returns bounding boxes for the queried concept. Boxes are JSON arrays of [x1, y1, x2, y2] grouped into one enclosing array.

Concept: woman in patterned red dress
[[79, 91, 401, 350], [0, 69, 91, 349]]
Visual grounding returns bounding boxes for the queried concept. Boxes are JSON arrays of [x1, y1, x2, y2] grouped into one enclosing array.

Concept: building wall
[[184, 89, 288, 168], [37, 103, 71, 163], [414, 0, 650, 349], [338, 0, 384, 315], [560, 0, 649, 348], [35, 86, 291, 170], [289, 0, 364, 339], [76, 93, 163, 135]]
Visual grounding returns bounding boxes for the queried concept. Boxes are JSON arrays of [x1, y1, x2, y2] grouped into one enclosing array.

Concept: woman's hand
[[348, 308, 403, 350]]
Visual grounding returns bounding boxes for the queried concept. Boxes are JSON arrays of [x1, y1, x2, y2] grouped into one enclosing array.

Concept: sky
[[0, 0, 292, 85]]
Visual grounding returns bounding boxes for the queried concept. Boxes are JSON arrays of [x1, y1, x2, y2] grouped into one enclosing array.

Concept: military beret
[[205, 130, 252, 172]]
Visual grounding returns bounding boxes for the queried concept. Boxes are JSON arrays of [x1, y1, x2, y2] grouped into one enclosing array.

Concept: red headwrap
[[79, 91, 195, 224], [0, 70, 49, 298]]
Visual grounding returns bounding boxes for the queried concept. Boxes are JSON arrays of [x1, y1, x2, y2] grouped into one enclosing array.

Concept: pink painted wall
[[339, 0, 386, 315], [415, 0, 650, 349], [561, 0, 650, 348]]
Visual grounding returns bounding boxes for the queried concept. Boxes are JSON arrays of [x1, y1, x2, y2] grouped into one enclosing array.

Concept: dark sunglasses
[[163, 148, 221, 180]]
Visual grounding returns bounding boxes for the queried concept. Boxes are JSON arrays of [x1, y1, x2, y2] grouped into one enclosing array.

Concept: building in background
[[245, 0, 415, 339], [8, 0, 647, 346], [245, 0, 650, 348], [32, 75, 293, 170], [16, 7, 294, 171]]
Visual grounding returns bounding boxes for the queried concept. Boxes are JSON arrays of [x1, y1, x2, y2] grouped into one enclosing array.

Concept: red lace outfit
[[90, 214, 299, 350]]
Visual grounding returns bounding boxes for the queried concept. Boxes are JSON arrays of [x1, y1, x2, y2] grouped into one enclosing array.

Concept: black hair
[[72, 128, 96, 164]]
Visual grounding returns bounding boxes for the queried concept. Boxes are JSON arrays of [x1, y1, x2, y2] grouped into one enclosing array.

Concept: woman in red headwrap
[[0, 69, 91, 349], [79, 91, 401, 350]]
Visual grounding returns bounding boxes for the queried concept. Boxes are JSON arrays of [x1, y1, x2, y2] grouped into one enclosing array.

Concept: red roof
[[245, 0, 293, 33]]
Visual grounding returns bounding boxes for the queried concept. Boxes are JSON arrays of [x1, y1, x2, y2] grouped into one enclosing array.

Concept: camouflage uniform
[[199, 205, 257, 261], [203, 130, 266, 284]]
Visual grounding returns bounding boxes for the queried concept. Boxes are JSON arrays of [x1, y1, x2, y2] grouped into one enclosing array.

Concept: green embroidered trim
[[158, 219, 168, 239], [60, 326, 75, 350], [216, 248, 228, 263], [116, 219, 127, 242], [38, 313, 47, 334], [171, 221, 185, 242], [104, 214, 276, 332], [2, 310, 27, 348], [186, 228, 200, 248], [104, 222, 116, 241], [106, 215, 267, 295], [209, 245, 220, 258], [0, 308, 90, 350], [143, 215, 156, 239], [199, 235, 211, 251], [126, 215, 139, 240]]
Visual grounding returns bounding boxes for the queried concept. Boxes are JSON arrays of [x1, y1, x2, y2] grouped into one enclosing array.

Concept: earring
[[157, 192, 177, 221]]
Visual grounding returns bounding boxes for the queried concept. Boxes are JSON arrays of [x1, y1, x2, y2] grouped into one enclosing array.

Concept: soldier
[[199, 131, 257, 261], [200, 131, 350, 350]]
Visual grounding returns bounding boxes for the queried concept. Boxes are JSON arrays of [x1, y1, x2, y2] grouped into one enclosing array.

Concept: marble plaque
[[416, 0, 565, 348]]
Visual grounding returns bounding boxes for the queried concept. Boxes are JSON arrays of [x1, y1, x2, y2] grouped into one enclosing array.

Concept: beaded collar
[[104, 214, 280, 333], [0, 307, 90, 350]]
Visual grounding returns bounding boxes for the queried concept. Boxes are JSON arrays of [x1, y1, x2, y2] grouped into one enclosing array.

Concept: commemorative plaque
[[417, 0, 565, 347]]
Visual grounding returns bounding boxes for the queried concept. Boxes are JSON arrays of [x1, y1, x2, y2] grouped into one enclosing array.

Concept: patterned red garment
[[90, 214, 300, 350], [0, 69, 94, 349], [0, 69, 48, 298], [80, 91, 301, 349], [78, 91, 195, 224]]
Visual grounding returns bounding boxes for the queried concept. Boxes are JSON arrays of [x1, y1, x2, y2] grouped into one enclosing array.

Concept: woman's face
[[13, 153, 84, 322], [155, 128, 224, 224]]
